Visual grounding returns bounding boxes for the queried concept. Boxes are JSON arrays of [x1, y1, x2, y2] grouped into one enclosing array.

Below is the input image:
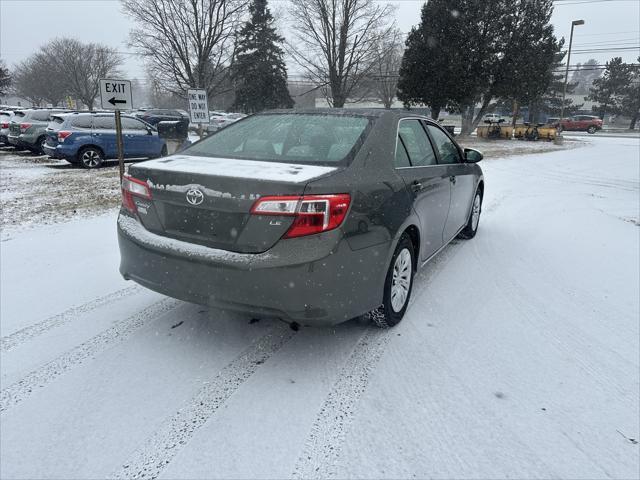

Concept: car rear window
[[47, 117, 66, 131], [184, 113, 372, 165], [14, 111, 26, 119]]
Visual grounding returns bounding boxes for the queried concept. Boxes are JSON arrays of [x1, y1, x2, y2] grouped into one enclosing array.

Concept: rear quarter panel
[[303, 114, 420, 301]]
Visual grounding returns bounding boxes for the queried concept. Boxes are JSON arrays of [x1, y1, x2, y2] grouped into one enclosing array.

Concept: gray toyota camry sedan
[[118, 109, 484, 327]]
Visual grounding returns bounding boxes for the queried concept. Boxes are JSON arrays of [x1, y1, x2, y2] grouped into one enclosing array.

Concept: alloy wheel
[[391, 248, 412, 313], [82, 150, 101, 168], [471, 193, 481, 230]]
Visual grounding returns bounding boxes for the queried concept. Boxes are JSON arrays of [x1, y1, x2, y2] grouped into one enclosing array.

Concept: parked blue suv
[[44, 113, 167, 168]]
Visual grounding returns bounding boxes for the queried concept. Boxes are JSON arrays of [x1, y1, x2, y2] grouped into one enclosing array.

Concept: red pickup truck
[[555, 115, 603, 134]]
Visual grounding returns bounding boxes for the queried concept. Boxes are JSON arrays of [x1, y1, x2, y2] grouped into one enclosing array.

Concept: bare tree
[[288, 0, 396, 108], [11, 59, 45, 106], [12, 51, 71, 107], [42, 38, 122, 110], [369, 29, 403, 109], [122, 0, 244, 99]]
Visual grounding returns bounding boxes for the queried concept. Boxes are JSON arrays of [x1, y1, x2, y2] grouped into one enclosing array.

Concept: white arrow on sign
[[99, 79, 133, 110]]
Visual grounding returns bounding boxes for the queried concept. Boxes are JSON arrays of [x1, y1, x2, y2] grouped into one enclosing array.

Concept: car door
[[91, 115, 117, 158], [393, 119, 451, 261], [425, 122, 476, 241], [121, 117, 152, 157], [567, 116, 580, 131], [578, 116, 591, 130]]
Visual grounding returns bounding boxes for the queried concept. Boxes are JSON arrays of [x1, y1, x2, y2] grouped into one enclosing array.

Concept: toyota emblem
[[186, 188, 204, 206]]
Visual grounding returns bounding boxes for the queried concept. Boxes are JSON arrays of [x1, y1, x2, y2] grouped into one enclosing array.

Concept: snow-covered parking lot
[[1, 135, 638, 479]]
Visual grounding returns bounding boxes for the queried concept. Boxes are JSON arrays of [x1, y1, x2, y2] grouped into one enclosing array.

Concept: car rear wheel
[[37, 136, 47, 155], [78, 147, 104, 169], [458, 189, 482, 239], [366, 234, 415, 328], [587, 125, 597, 134]]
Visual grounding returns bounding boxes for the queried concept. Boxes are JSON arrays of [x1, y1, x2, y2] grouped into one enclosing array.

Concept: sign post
[[187, 88, 209, 140], [99, 79, 133, 180]]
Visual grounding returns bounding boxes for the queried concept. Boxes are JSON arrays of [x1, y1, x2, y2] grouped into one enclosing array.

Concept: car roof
[[260, 108, 438, 123]]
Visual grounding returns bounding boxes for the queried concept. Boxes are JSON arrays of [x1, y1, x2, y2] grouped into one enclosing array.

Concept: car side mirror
[[464, 148, 483, 163], [147, 127, 153, 135]]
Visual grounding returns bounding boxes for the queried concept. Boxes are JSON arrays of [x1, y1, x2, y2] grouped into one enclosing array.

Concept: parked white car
[[206, 112, 247, 133], [483, 113, 506, 123]]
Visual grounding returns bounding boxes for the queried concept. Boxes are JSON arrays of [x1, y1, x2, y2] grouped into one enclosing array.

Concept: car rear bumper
[[43, 144, 76, 160], [117, 213, 388, 326], [7, 135, 22, 147]]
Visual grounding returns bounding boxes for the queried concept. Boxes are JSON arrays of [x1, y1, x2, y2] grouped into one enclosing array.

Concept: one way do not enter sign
[[99, 79, 133, 110]]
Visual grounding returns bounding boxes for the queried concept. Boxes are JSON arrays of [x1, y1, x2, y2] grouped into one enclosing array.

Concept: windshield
[[185, 113, 372, 165]]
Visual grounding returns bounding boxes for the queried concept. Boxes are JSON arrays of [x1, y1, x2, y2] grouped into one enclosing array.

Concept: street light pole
[[560, 19, 585, 130]]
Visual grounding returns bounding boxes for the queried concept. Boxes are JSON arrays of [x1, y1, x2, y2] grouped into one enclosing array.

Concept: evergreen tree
[[397, 0, 469, 120], [231, 0, 293, 113], [397, 0, 558, 135], [0, 59, 10, 97], [587, 57, 634, 119], [528, 44, 581, 122], [619, 58, 640, 129]]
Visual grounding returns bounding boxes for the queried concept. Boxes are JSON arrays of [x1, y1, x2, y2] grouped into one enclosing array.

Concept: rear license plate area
[[164, 204, 219, 237]]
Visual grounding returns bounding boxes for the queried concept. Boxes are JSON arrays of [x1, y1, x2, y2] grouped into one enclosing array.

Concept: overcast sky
[[1, 0, 638, 82]]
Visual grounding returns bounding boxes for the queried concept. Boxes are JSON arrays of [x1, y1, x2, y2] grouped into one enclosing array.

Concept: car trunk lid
[[128, 154, 339, 253]]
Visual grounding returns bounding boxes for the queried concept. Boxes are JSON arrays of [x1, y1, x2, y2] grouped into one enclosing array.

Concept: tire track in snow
[[0, 297, 181, 413], [292, 328, 390, 479], [112, 324, 295, 480], [0, 285, 142, 352]]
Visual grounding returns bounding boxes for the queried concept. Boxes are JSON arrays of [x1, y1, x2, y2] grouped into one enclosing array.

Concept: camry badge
[[186, 188, 204, 206]]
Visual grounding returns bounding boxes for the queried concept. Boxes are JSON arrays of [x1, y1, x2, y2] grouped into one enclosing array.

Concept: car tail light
[[57, 130, 72, 142], [121, 175, 152, 214], [251, 194, 351, 238], [0, 122, 8, 129], [19, 123, 32, 133]]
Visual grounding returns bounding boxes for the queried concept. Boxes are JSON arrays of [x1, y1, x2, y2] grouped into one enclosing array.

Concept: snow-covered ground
[[0, 135, 638, 479]]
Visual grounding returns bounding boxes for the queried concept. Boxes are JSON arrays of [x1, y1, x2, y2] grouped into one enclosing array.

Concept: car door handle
[[449, 176, 456, 185], [411, 181, 422, 192]]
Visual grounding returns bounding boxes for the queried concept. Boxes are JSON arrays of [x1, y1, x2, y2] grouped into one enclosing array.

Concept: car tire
[[458, 189, 483, 239], [78, 146, 104, 169], [587, 126, 597, 134], [36, 136, 47, 155], [366, 234, 415, 328], [160, 145, 168, 157]]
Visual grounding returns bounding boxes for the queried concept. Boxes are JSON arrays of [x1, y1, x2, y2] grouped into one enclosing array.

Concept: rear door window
[[32, 111, 52, 121], [397, 119, 437, 167], [394, 138, 411, 168], [70, 116, 92, 129], [425, 124, 461, 164], [93, 116, 116, 130]]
